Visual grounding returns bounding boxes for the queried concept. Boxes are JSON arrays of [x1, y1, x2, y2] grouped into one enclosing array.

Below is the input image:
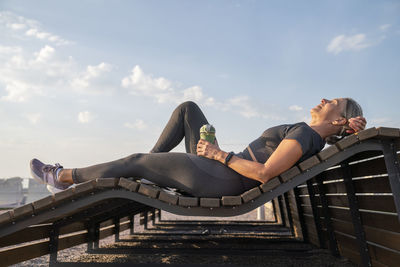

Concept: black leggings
[[72, 101, 260, 197]]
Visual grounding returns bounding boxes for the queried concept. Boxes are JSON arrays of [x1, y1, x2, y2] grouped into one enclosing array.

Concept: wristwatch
[[224, 151, 235, 165]]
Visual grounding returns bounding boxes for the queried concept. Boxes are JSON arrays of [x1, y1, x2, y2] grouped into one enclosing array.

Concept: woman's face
[[311, 98, 347, 121]]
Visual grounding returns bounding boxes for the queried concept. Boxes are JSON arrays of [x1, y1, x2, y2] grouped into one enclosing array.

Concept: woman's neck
[[308, 120, 339, 140]]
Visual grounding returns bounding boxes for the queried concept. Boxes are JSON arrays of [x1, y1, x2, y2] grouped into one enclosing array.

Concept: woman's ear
[[331, 117, 347, 126]]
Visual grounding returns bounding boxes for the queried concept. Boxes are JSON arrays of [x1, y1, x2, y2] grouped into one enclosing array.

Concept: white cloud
[[327, 34, 374, 54], [124, 119, 148, 130], [289, 105, 303, 111], [8, 23, 26, 30], [227, 96, 259, 118], [34, 45, 55, 63], [121, 65, 285, 120], [78, 111, 93, 124], [24, 113, 41, 124], [380, 24, 391, 31], [122, 65, 203, 104], [25, 28, 71, 46], [0, 11, 72, 46], [122, 65, 175, 103], [182, 86, 204, 102], [71, 62, 113, 94], [0, 44, 114, 102], [0, 45, 22, 54], [0, 45, 76, 102], [1, 80, 37, 102]]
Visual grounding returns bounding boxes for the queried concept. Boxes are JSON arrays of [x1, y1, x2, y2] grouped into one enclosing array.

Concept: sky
[[0, 0, 399, 178]]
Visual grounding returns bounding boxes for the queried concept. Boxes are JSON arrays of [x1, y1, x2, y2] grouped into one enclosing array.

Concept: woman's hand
[[346, 116, 367, 134], [197, 139, 222, 160]]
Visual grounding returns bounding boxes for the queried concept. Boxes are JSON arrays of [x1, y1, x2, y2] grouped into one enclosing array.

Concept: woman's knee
[[177, 101, 200, 112]]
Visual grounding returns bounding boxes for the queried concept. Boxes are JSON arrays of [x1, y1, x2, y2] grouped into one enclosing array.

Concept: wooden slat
[[347, 150, 384, 164], [358, 127, 379, 141], [221, 196, 242, 206], [0, 221, 88, 248], [95, 177, 120, 188], [299, 195, 314, 207], [138, 184, 160, 199], [299, 155, 321, 172], [158, 191, 179, 205], [323, 155, 395, 181], [297, 186, 310, 196], [12, 203, 34, 220], [98, 221, 130, 239], [347, 150, 383, 164], [0, 215, 132, 266], [0, 211, 13, 226], [318, 144, 341, 161], [0, 224, 51, 248], [364, 225, 400, 252], [101, 217, 130, 228], [328, 207, 400, 233], [325, 195, 396, 213], [339, 246, 388, 267], [118, 178, 139, 191], [322, 181, 347, 194], [200, 198, 220, 208], [54, 187, 76, 203], [336, 231, 400, 267], [369, 240, 400, 267], [280, 166, 301, 182], [0, 238, 50, 266], [100, 218, 116, 228], [377, 127, 400, 138], [178, 196, 199, 207], [60, 221, 87, 235], [260, 177, 280, 192], [73, 180, 97, 196], [32, 195, 56, 213], [241, 187, 261, 203], [323, 176, 392, 194], [336, 135, 359, 150], [350, 157, 390, 177]]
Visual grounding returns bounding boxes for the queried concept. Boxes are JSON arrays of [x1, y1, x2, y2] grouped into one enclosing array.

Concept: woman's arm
[[196, 139, 302, 184]]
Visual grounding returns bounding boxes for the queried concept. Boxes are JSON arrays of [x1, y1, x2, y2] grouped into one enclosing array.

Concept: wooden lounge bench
[[0, 126, 399, 266]]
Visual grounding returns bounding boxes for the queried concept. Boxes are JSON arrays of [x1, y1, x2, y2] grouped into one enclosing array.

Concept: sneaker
[[30, 158, 70, 190]]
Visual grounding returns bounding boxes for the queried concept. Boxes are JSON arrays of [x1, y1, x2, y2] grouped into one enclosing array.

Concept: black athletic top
[[237, 122, 326, 164]]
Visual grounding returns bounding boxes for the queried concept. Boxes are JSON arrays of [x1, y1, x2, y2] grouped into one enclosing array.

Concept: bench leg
[[49, 224, 60, 266], [342, 161, 372, 267], [114, 217, 120, 242], [382, 140, 400, 222], [129, 214, 135, 234]]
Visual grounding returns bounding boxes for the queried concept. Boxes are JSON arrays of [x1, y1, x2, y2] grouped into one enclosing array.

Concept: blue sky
[[0, 0, 399, 178]]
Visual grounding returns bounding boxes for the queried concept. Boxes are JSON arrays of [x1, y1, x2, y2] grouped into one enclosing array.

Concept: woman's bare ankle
[[59, 169, 74, 184]]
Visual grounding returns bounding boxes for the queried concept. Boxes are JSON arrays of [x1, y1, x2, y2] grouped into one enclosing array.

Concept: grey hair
[[325, 98, 363, 145]]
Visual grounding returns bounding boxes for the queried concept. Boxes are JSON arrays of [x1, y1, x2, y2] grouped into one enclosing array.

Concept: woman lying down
[[30, 98, 366, 198]]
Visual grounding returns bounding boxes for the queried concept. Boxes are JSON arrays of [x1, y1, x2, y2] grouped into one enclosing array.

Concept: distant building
[[0, 177, 51, 208], [25, 178, 52, 203], [0, 177, 24, 208]]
